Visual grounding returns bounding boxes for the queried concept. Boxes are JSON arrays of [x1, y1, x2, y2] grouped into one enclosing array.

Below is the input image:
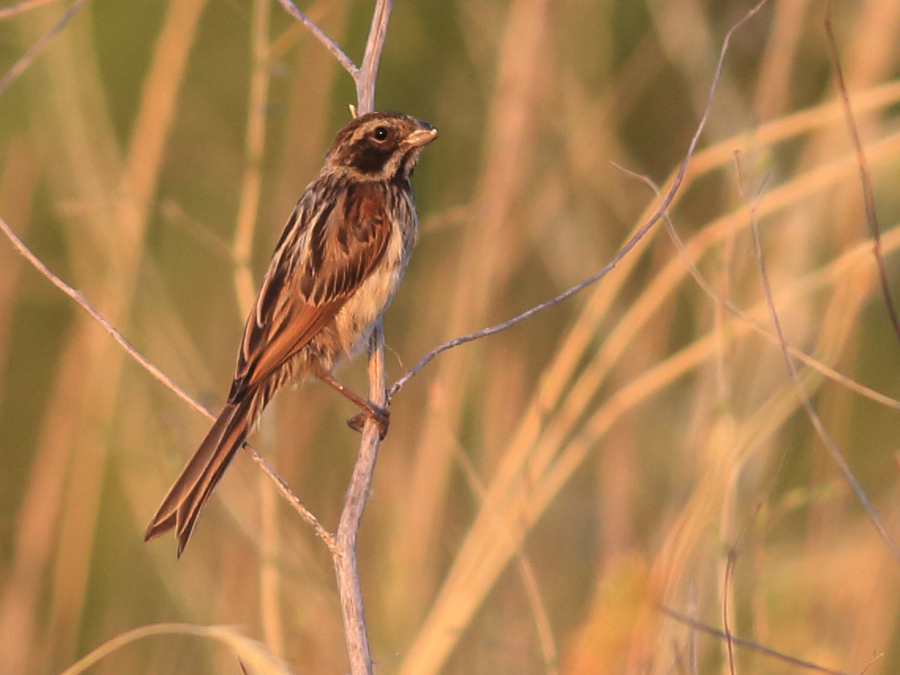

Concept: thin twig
[[387, 0, 771, 402], [723, 547, 737, 675], [615, 163, 894, 665], [660, 608, 854, 675], [268, 0, 335, 64], [274, 0, 359, 80], [244, 444, 336, 552], [0, 215, 201, 415], [356, 0, 393, 113], [0, 213, 336, 551], [722, 504, 762, 675], [823, 12, 900, 345], [856, 653, 884, 675], [611, 162, 900, 414], [0, 0, 92, 96], [0, 0, 63, 20], [747, 182, 900, 563]]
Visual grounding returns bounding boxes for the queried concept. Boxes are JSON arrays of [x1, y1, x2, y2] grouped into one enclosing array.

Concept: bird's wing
[[229, 180, 392, 398]]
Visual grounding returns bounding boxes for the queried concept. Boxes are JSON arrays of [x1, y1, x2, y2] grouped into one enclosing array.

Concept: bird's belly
[[333, 254, 406, 359]]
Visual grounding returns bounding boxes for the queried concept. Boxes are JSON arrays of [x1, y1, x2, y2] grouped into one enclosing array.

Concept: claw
[[347, 405, 389, 439]]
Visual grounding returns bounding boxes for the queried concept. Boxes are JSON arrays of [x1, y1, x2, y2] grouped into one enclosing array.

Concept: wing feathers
[[232, 179, 392, 398]]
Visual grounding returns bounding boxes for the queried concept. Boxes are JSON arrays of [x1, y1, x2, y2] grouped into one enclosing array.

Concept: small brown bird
[[145, 112, 437, 556]]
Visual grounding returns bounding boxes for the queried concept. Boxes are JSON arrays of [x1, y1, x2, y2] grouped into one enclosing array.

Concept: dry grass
[[1, 1, 900, 674]]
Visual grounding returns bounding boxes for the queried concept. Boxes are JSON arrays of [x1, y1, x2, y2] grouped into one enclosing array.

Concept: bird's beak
[[403, 122, 438, 148]]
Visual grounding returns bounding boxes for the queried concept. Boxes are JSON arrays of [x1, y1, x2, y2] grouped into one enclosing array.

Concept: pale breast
[[333, 201, 417, 359]]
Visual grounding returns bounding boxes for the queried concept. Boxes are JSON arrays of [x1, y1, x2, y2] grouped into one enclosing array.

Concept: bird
[[145, 111, 438, 556]]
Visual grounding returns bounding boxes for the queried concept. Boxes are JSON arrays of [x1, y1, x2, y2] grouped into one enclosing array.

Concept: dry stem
[[275, 2, 395, 673], [747, 178, 900, 562], [0, 0, 92, 96], [660, 607, 853, 675], [823, 12, 900, 344], [387, 0, 769, 402]]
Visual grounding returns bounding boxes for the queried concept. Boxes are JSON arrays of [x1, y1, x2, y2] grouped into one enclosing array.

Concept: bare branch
[[856, 653, 884, 675], [333, 325, 387, 675], [275, 0, 393, 113], [0, 213, 336, 552], [388, 0, 770, 401], [747, 179, 900, 563], [611, 162, 900, 413], [823, 13, 900, 345], [320, 3, 395, 670], [723, 547, 737, 675], [660, 607, 854, 675], [244, 445, 336, 553], [0, 0, 92, 97], [357, 0, 394, 113], [0, 214, 201, 415], [275, 0, 359, 79]]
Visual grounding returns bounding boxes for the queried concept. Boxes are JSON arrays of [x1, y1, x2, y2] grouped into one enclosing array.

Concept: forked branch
[[276, 2, 396, 674], [274, 0, 391, 114]]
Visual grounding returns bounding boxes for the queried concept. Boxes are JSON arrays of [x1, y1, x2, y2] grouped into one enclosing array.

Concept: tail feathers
[[145, 400, 251, 556]]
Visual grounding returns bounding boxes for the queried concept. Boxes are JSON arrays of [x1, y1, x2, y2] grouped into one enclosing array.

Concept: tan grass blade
[[57, 623, 293, 675]]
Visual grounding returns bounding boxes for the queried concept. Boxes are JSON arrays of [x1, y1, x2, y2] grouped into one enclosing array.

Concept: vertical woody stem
[[356, 0, 393, 113], [266, 2, 396, 672], [332, 2, 393, 672], [334, 325, 386, 675]]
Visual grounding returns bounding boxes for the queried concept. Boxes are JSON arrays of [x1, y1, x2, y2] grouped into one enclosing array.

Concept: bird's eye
[[373, 126, 389, 141]]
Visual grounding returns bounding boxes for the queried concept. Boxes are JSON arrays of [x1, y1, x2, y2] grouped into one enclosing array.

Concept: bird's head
[[325, 112, 438, 182]]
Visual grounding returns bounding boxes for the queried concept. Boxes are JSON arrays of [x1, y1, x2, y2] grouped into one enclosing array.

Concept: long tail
[[145, 399, 252, 556]]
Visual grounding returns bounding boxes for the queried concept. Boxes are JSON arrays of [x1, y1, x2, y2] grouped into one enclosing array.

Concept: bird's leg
[[317, 372, 390, 439]]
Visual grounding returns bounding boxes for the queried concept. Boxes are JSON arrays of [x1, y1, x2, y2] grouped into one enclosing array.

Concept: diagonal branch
[[823, 13, 900, 345], [661, 607, 855, 675], [275, 0, 393, 116], [747, 180, 900, 563], [0, 213, 336, 551], [387, 0, 770, 401], [274, 0, 359, 79], [0, 0, 92, 97]]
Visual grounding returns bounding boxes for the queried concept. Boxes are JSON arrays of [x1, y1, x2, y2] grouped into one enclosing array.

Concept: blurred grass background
[[1, 0, 900, 673]]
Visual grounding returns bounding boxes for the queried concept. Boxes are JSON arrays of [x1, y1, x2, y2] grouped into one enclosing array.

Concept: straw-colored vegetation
[[1, 1, 899, 674]]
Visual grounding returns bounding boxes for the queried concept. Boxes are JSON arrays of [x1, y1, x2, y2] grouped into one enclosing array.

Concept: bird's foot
[[347, 404, 390, 439]]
